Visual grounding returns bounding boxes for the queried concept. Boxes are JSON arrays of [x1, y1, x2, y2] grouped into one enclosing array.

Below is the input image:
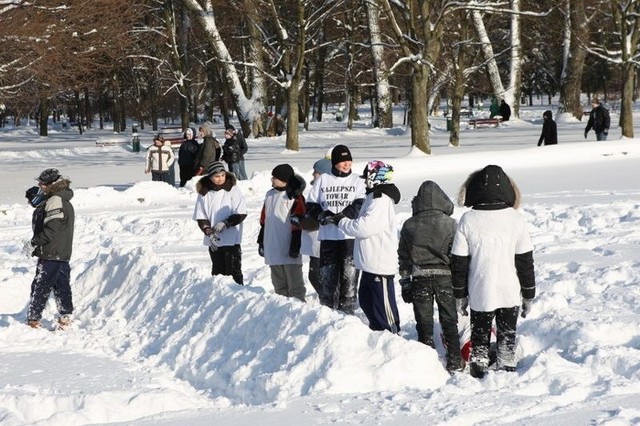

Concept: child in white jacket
[[336, 161, 401, 333]]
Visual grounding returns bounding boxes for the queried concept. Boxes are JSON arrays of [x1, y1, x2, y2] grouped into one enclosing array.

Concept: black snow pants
[[209, 244, 243, 285], [470, 306, 519, 370], [28, 259, 74, 321], [318, 239, 359, 314]]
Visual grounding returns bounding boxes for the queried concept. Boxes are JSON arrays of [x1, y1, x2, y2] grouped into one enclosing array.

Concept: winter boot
[[469, 361, 488, 379], [27, 320, 41, 329], [57, 314, 73, 330], [446, 358, 466, 374]]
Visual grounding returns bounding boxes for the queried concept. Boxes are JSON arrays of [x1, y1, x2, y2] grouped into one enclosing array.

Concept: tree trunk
[[411, 69, 430, 154], [559, 0, 587, 119], [620, 63, 635, 137], [366, 0, 392, 128], [286, 83, 300, 151], [39, 97, 48, 137]]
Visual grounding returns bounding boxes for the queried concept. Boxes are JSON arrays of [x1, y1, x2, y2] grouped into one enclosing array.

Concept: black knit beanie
[[331, 144, 353, 166], [272, 164, 294, 182]]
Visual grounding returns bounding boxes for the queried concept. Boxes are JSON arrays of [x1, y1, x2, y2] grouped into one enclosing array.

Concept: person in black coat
[[499, 99, 511, 121], [178, 127, 200, 187], [537, 110, 558, 146], [584, 98, 610, 141]]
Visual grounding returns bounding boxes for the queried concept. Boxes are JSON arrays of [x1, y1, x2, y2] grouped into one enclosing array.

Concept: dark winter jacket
[[222, 136, 242, 164], [398, 181, 455, 278], [194, 123, 221, 174], [31, 179, 74, 261], [537, 110, 558, 146], [585, 104, 610, 134], [179, 127, 200, 166]]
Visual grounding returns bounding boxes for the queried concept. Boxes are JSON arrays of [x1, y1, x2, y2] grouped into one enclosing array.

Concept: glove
[[289, 215, 302, 229], [603, 129, 608, 135], [456, 297, 469, 316], [584, 131, 588, 139], [399, 277, 412, 304], [323, 213, 345, 226], [521, 298, 533, 318], [212, 221, 227, 234], [289, 250, 299, 258], [258, 245, 264, 257], [317, 210, 335, 226], [22, 240, 34, 258], [208, 233, 219, 251]]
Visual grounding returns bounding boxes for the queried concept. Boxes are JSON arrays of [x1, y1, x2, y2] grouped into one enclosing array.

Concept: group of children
[[192, 143, 536, 377]]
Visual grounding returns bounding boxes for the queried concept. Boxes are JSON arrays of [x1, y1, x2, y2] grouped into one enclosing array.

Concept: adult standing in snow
[[584, 97, 610, 141], [306, 145, 366, 314], [221, 126, 246, 180], [537, 110, 558, 146], [257, 164, 307, 302], [336, 161, 402, 333], [499, 99, 511, 122], [451, 165, 536, 379], [178, 127, 199, 187], [144, 134, 175, 184], [225, 125, 249, 180], [398, 180, 464, 373], [193, 161, 247, 285], [26, 168, 75, 330], [193, 122, 221, 176]]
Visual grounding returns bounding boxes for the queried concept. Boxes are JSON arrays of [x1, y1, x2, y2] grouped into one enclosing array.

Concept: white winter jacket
[[451, 208, 534, 311], [261, 188, 303, 266], [193, 185, 246, 247], [339, 188, 399, 276]]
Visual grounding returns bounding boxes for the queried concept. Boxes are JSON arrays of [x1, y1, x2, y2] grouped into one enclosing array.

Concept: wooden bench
[[95, 135, 129, 147], [468, 117, 501, 129], [159, 127, 185, 147]]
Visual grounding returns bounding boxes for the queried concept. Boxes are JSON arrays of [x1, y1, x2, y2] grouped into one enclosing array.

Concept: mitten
[[399, 277, 412, 304], [456, 297, 469, 316], [603, 129, 608, 135], [289, 250, 299, 258], [208, 233, 219, 251], [258, 245, 264, 257], [521, 298, 533, 318], [213, 221, 227, 234], [317, 210, 335, 226], [324, 212, 345, 226], [584, 131, 588, 139]]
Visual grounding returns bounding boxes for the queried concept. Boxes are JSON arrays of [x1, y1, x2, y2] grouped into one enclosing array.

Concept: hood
[[196, 172, 237, 195], [543, 110, 553, 120], [412, 180, 453, 216], [44, 178, 73, 200], [199, 122, 215, 138], [458, 165, 520, 210], [286, 174, 307, 199], [369, 183, 401, 204]]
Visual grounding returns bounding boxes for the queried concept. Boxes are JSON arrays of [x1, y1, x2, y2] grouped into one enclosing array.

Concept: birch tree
[[365, 0, 393, 128], [558, 0, 589, 119]]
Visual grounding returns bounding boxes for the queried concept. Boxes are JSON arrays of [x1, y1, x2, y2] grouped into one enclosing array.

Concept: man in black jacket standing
[[27, 168, 75, 330], [584, 97, 610, 141]]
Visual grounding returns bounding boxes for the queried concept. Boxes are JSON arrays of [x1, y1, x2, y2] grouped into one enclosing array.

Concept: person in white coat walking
[[335, 160, 401, 333]]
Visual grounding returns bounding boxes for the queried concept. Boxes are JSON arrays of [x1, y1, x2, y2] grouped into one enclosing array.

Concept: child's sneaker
[[27, 320, 41, 329], [57, 315, 73, 330]]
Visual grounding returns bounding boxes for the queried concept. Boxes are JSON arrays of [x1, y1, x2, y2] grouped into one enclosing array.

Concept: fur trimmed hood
[[286, 174, 307, 199], [196, 172, 237, 195], [457, 165, 520, 210], [43, 178, 73, 199]]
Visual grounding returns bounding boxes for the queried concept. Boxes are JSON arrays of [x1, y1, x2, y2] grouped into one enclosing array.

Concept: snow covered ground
[[1, 106, 639, 425]]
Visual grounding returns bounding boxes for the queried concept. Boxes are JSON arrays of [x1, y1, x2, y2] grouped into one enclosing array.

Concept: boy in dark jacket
[[584, 97, 610, 141], [27, 168, 75, 330], [398, 180, 464, 373]]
